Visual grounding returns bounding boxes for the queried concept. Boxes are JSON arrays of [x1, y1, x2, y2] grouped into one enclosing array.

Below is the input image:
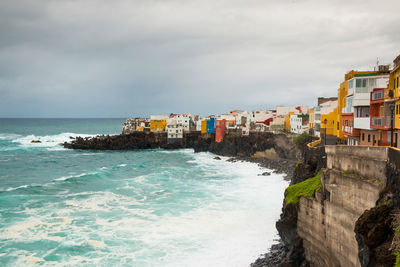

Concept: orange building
[[215, 119, 226, 142]]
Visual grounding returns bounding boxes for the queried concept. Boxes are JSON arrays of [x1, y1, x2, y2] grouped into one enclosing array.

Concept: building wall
[[308, 109, 314, 130], [167, 125, 183, 140], [150, 120, 167, 132], [201, 120, 207, 134], [321, 107, 338, 136], [206, 118, 215, 134], [359, 129, 379, 146], [337, 80, 348, 139], [284, 112, 294, 132], [215, 119, 226, 142]]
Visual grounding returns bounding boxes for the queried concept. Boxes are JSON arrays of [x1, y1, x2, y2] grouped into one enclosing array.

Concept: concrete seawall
[[296, 146, 399, 266]]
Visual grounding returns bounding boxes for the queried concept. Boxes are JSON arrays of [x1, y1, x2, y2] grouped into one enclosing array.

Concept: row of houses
[[123, 107, 309, 143], [122, 53, 400, 147], [284, 54, 400, 148]]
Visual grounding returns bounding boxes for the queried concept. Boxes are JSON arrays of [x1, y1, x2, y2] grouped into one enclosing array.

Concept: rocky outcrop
[[354, 161, 400, 267], [64, 132, 299, 161]]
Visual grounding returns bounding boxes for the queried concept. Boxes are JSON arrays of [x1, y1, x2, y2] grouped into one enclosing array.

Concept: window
[[356, 79, 368, 93], [368, 78, 375, 88], [368, 134, 370, 143], [337, 122, 339, 130], [362, 133, 365, 141], [348, 79, 354, 89]]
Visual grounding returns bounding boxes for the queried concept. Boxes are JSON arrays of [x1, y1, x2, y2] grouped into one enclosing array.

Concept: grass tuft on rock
[[285, 171, 322, 204], [395, 251, 400, 267]]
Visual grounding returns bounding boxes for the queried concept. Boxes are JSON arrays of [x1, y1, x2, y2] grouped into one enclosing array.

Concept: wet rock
[[31, 140, 41, 143], [214, 156, 221, 160]]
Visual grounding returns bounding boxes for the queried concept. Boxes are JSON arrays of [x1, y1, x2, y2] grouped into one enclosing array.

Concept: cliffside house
[[166, 118, 183, 143], [206, 117, 216, 134], [150, 115, 168, 132], [215, 119, 227, 142], [339, 68, 390, 145], [290, 114, 309, 134]]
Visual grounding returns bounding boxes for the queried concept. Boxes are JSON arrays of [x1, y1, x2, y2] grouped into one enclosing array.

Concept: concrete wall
[[297, 146, 387, 267]]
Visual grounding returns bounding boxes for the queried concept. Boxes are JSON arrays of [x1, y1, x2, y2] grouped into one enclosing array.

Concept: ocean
[[0, 118, 288, 266]]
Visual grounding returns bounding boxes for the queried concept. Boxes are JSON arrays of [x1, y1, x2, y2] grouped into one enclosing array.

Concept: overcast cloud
[[0, 0, 399, 117]]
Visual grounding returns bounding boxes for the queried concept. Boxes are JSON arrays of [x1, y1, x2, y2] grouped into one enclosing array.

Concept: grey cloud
[[0, 0, 399, 117]]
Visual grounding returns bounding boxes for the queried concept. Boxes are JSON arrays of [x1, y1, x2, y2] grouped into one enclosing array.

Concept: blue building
[[206, 117, 215, 133]]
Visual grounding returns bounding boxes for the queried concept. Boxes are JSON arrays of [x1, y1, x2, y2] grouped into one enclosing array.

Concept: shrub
[[294, 132, 311, 148], [285, 171, 322, 204]]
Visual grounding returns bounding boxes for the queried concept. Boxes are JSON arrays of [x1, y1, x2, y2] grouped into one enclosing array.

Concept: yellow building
[[150, 120, 167, 132], [389, 55, 400, 130], [321, 107, 339, 137], [284, 112, 294, 132], [308, 108, 314, 130], [201, 120, 207, 134], [336, 80, 348, 140], [136, 126, 144, 132]]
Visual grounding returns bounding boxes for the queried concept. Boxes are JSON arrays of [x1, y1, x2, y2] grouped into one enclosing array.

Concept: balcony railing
[[371, 116, 391, 127], [371, 90, 384, 101]]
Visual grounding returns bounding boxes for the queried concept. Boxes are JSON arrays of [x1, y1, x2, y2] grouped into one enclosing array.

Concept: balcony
[[347, 87, 354, 96], [354, 117, 371, 130], [371, 116, 391, 129]]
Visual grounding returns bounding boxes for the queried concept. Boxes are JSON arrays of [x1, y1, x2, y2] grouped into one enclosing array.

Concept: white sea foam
[[5, 184, 29, 192], [0, 133, 22, 140], [1, 149, 289, 266], [54, 172, 89, 181], [11, 132, 97, 149]]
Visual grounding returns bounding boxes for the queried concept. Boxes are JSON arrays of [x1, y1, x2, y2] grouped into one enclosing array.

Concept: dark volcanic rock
[[355, 204, 395, 267], [251, 241, 287, 267], [213, 156, 221, 160]]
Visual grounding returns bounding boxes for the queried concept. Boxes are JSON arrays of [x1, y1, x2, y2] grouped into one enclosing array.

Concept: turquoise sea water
[[0, 119, 288, 266]]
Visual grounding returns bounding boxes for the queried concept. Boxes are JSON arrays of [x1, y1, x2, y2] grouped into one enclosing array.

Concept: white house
[[290, 115, 309, 134], [166, 118, 184, 143], [170, 114, 194, 132], [314, 100, 337, 137]]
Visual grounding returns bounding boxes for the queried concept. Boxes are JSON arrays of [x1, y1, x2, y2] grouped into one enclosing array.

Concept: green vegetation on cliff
[[285, 171, 322, 204], [293, 132, 311, 148]]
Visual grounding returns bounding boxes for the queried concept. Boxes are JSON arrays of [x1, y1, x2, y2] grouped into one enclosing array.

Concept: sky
[[0, 0, 399, 118]]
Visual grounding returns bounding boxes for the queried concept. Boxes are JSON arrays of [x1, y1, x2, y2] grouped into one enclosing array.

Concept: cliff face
[[278, 146, 400, 267], [297, 146, 387, 267]]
